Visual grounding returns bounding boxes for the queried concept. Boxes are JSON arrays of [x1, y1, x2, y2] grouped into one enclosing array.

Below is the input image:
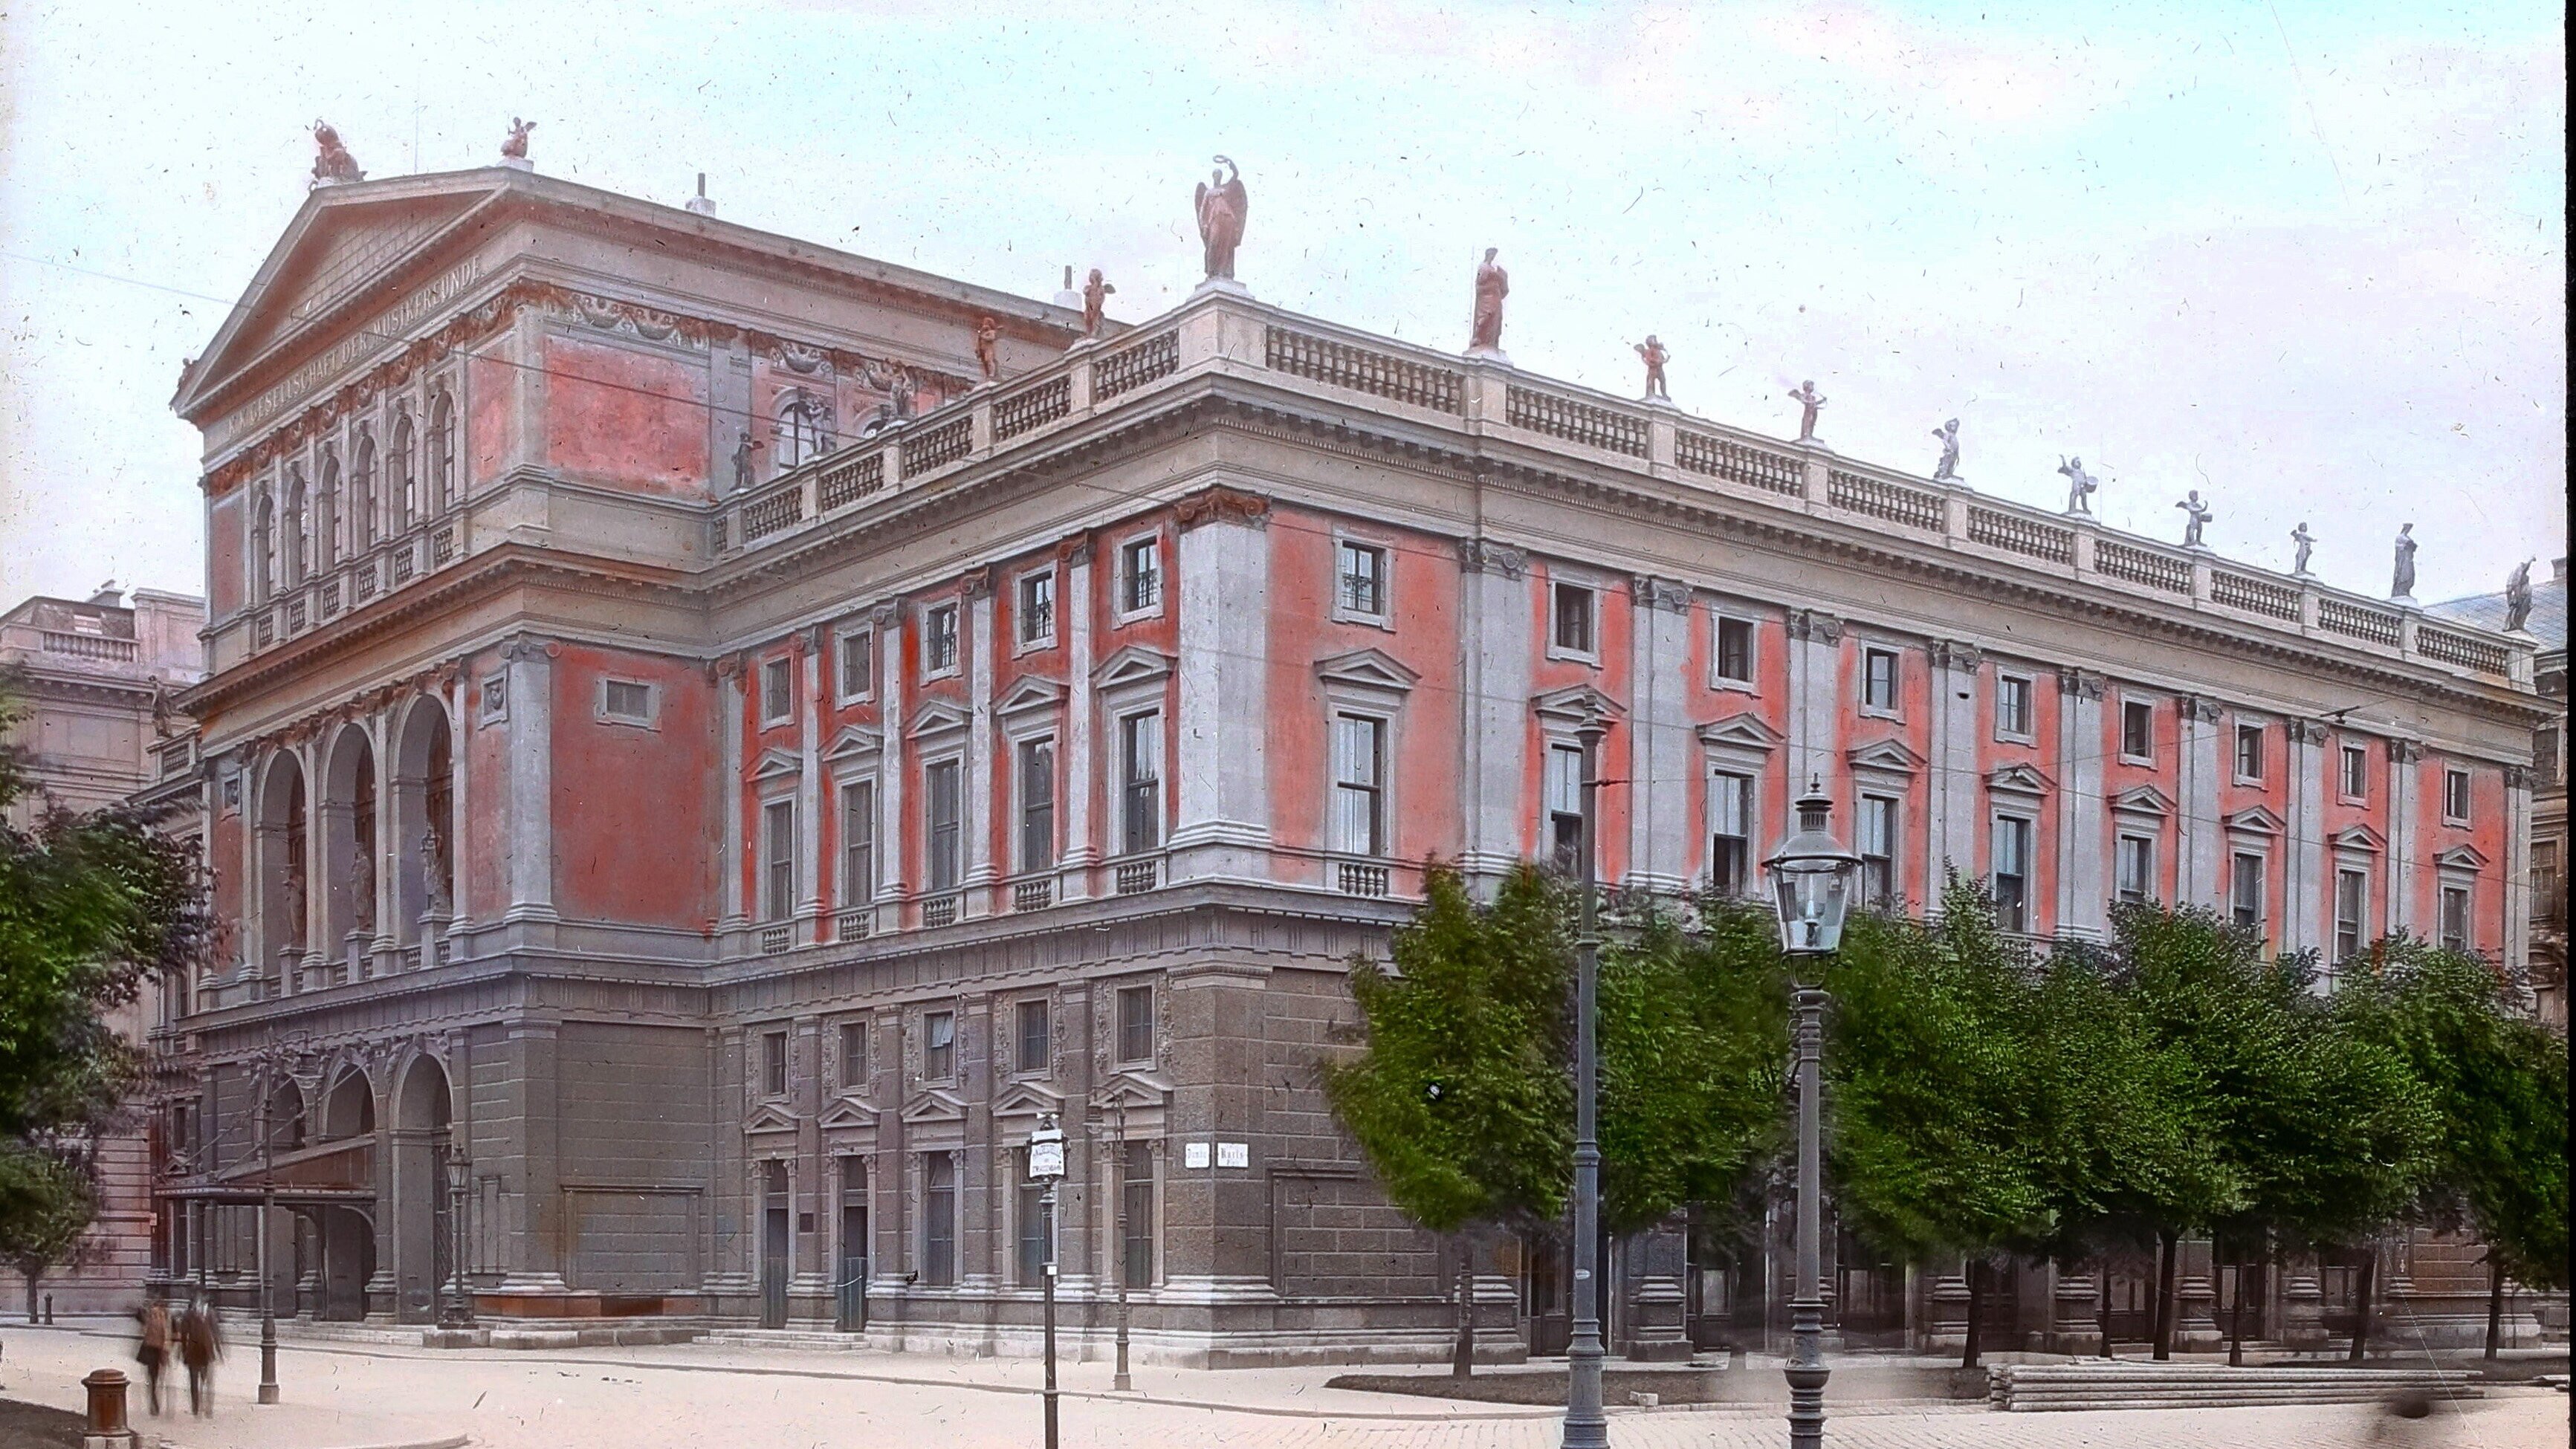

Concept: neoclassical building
[[152, 160, 2551, 1361]]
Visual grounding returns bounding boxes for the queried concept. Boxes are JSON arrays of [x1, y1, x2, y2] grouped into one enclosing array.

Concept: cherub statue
[[1787, 380, 1825, 442], [502, 118, 535, 162], [1081, 268, 1116, 338], [1633, 336, 1669, 399], [2057, 456, 2099, 515], [2175, 490, 2213, 548], [1931, 419, 1961, 482], [974, 317, 1000, 383], [311, 120, 365, 187], [2291, 522, 2316, 576]]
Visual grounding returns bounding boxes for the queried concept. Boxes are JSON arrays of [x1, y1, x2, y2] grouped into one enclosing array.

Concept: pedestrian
[[177, 1295, 222, 1416], [135, 1295, 172, 1416]]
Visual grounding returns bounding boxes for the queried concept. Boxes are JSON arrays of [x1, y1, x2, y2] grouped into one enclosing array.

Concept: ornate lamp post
[[440, 1137, 474, 1329], [1110, 1096, 1133, 1393], [1561, 716, 1609, 1449], [1026, 1112, 1067, 1449], [1762, 781, 1860, 1449], [255, 1058, 282, 1407]]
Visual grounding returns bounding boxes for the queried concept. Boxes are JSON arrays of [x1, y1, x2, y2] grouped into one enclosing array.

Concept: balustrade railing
[[817, 450, 884, 512], [1827, 470, 1945, 531], [2417, 625, 2508, 675], [2318, 597, 2403, 646], [920, 895, 959, 928], [37, 631, 139, 663], [1504, 384, 1650, 457], [1114, 858, 1159, 895], [992, 376, 1072, 441], [1337, 861, 1391, 898], [2210, 569, 2300, 621], [1676, 431, 1803, 495], [900, 415, 973, 476], [1967, 506, 2074, 564], [835, 907, 873, 941], [1012, 877, 1054, 912], [2096, 539, 2193, 594], [1095, 330, 1179, 399], [1265, 326, 1463, 413], [759, 925, 792, 956]]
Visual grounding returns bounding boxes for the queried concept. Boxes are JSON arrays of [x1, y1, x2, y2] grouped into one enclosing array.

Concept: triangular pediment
[[1532, 684, 1626, 727], [1698, 713, 1784, 752], [995, 675, 1068, 718], [1093, 645, 1175, 692], [751, 748, 803, 782], [2331, 823, 2387, 853], [899, 1088, 969, 1126], [174, 176, 512, 424], [1314, 648, 1420, 696], [1847, 736, 1926, 775], [2111, 785, 2177, 817], [992, 1081, 1067, 1119], [1986, 762, 2055, 797], [1089, 1070, 1174, 1114], [907, 698, 971, 739], [743, 1102, 801, 1136], [818, 1096, 880, 1131], [2433, 844, 2491, 872], [2224, 805, 2286, 835], [823, 725, 884, 762]]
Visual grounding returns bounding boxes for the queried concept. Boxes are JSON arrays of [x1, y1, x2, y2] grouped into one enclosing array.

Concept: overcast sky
[[1, 0, 2562, 611]]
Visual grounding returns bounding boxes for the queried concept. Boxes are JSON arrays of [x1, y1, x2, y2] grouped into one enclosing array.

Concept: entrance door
[[1524, 1234, 1570, 1356], [322, 1208, 373, 1321], [837, 1204, 868, 1332], [760, 1162, 789, 1329]]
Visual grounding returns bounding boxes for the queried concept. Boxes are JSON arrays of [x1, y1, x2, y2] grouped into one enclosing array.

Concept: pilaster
[[2054, 669, 2107, 939], [716, 658, 747, 933], [963, 574, 997, 910], [2177, 696, 2224, 909], [1784, 609, 1843, 800], [1457, 539, 1531, 883], [1170, 492, 1272, 881], [1926, 641, 1983, 893], [2283, 719, 2329, 958], [1061, 545, 1098, 895], [500, 637, 557, 928], [876, 603, 911, 904], [2387, 739, 2422, 936], [2503, 764, 2533, 991], [797, 631, 824, 938], [1626, 575, 1694, 894]]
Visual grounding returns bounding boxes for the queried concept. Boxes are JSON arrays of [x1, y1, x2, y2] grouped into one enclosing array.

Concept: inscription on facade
[[210, 255, 491, 451]]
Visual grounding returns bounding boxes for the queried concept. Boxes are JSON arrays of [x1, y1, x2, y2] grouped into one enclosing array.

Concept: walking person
[[177, 1294, 222, 1416], [135, 1295, 172, 1416]]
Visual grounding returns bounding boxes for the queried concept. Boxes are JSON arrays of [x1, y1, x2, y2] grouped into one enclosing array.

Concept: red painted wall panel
[[551, 646, 716, 931], [547, 335, 710, 499]]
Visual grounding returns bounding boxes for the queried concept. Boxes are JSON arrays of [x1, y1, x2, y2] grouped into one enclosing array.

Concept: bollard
[[45, 1293, 54, 1325], [81, 1368, 138, 1448]]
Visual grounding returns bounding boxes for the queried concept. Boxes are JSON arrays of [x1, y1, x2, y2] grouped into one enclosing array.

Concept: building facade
[[1, 586, 205, 1310], [152, 164, 2551, 1360]]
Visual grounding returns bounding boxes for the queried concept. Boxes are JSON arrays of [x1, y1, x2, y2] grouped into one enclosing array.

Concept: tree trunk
[[1451, 1240, 1475, 1379], [2150, 1231, 2178, 1362], [2484, 1254, 2505, 1363], [2346, 1249, 2378, 1364], [1961, 1259, 1985, 1369]]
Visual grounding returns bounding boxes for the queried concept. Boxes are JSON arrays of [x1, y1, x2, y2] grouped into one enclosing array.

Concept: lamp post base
[[1784, 1297, 1829, 1449]]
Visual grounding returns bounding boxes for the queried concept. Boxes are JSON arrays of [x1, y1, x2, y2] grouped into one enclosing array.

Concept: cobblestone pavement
[[1, 1323, 2561, 1449]]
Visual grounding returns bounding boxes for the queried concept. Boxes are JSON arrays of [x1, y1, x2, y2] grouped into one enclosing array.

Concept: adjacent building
[[149, 163, 2552, 1360], [1, 586, 206, 1310]]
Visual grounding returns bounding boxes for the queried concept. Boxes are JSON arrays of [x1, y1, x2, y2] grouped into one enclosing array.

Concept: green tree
[[1324, 862, 1573, 1373], [0, 1144, 97, 1320]]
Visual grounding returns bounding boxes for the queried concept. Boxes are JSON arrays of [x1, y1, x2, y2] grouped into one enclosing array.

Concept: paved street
[[1, 1324, 2562, 1449]]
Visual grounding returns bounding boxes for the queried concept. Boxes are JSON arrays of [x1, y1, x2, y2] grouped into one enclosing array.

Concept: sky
[[0, 0, 2563, 610]]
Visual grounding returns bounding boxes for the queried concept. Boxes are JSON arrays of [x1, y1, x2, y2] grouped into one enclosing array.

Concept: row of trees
[[0, 706, 211, 1313], [1327, 863, 2568, 1372]]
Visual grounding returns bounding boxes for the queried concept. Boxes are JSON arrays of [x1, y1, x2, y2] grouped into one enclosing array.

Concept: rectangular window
[[2234, 723, 2265, 782], [1015, 1148, 1052, 1285], [2534, 843, 2560, 927], [1016, 998, 1050, 1076], [2440, 886, 2472, 953], [841, 780, 876, 904], [923, 1010, 956, 1081], [2340, 744, 2369, 800], [1991, 817, 2030, 933], [1548, 744, 1587, 876], [2539, 725, 2563, 788], [922, 1153, 957, 1286], [761, 800, 797, 922], [1017, 571, 1055, 646], [1996, 675, 2033, 739], [1552, 581, 1594, 655], [1858, 794, 1897, 908], [761, 657, 794, 724], [2121, 699, 2155, 762], [1338, 541, 1387, 618], [924, 760, 962, 893], [1116, 984, 1154, 1064], [2116, 834, 2155, 904], [1120, 1140, 1154, 1289], [837, 629, 874, 700], [923, 604, 959, 675], [601, 678, 653, 723], [761, 1030, 788, 1098], [838, 1020, 868, 1091], [2230, 852, 2265, 933], [2334, 869, 2366, 965], [1714, 615, 1755, 686], [2444, 768, 2471, 825], [1119, 713, 1161, 855], [1709, 771, 1752, 895], [1120, 537, 1160, 613], [1332, 713, 1387, 856], [1018, 739, 1056, 872], [1863, 649, 1900, 713]]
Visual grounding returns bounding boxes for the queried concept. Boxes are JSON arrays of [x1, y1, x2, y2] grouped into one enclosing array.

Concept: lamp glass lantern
[[1026, 1112, 1066, 1184], [1764, 781, 1861, 956]]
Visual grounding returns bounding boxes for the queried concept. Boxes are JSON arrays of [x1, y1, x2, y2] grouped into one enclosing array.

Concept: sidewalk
[[0, 1323, 464, 1449]]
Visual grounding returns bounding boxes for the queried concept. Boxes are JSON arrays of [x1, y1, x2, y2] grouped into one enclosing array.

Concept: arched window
[[429, 388, 456, 513], [773, 391, 833, 470], [282, 466, 310, 586], [389, 409, 416, 534], [315, 445, 340, 571], [352, 427, 378, 551], [252, 490, 276, 600]]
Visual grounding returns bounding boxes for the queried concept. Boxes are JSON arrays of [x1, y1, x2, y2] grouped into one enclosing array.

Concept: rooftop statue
[[1081, 268, 1116, 339], [502, 117, 535, 162], [2056, 455, 2098, 515], [1787, 380, 1825, 443], [1634, 336, 1669, 400], [1467, 248, 1509, 354], [1194, 156, 1247, 282], [975, 317, 1000, 383], [310, 120, 364, 187], [731, 429, 762, 492], [2291, 522, 2316, 577], [1931, 419, 1961, 482], [2175, 490, 2213, 548], [2505, 557, 2534, 632], [2392, 522, 2418, 601]]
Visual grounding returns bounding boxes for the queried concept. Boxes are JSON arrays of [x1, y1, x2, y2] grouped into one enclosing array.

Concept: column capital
[[1929, 638, 1983, 671], [1786, 608, 1843, 645], [1456, 537, 1528, 579]]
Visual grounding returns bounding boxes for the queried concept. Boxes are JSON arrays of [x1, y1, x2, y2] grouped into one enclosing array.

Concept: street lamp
[[1762, 780, 1860, 1449], [1561, 716, 1609, 1449], [1026, 1112, 1067, 1449], [440, 1139, 474, 1329], [1110, 1096, 1133, 1393], [256, 1069, 280, 1407]]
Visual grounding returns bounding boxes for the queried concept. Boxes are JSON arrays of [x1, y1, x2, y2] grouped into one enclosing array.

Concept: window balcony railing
[[835, 907, 874, 941], [1114, 858, 1159, 896], [921, 895, 959, 929], [758, 924, 792, 956], [1012, 877, 1054, 913], [1336, 861, 1391, 898]]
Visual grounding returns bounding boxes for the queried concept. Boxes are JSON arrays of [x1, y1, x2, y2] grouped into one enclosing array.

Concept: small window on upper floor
[[838, 1020, 870, 1092], [1116, 984, 1156, 1065], [923, 603, 960, 676], [2340, 744, 2369, 801], [761, 657, 795, 724], [1337, 541, 1388, 621], [599, 678, 656, 726], [923, 1009, 957, 1081], [1862, 648, 1900, 715], [1996, 675, 2034, 741], [761, 1029, 789, 1098], [1017, 570, 1056, 647], [2120, 699, 2155, 763], [1713, 615, 1755, 687], [1552, 581, 1596, 657], [2444, 768, 2472, 826], [2234, 722, 2265, 783], [1119, 537, 1162, 615], [836, 629, 876, 702]]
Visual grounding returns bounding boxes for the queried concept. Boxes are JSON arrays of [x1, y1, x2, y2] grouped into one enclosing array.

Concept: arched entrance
[[391, 1055, 452, 1323], [314, 1068, 379, 1322]]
